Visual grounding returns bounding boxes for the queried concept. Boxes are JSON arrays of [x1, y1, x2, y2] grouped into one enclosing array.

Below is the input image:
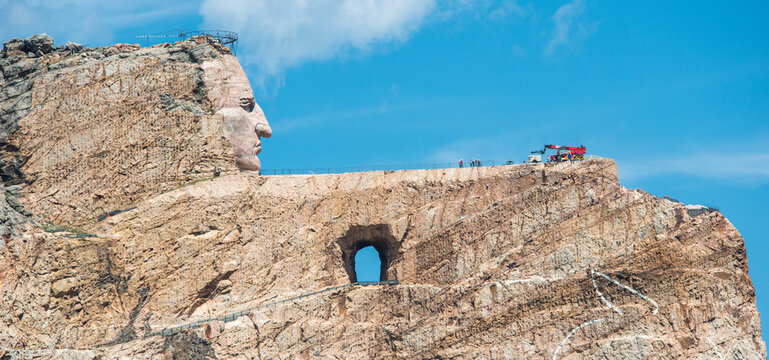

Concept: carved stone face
[[203, 56, 272, 172]]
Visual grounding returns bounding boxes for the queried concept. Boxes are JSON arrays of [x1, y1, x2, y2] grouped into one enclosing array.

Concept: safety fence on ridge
[[142, 280, 399, 339], [260, 156, 603, 175], [97, 207, 137, 222], [260, 160, 515, 175]]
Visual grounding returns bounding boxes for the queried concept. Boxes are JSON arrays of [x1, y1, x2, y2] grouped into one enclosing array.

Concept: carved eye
[[239, 97, 255, 112]]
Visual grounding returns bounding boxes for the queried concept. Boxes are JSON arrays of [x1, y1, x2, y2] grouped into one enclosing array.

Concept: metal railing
[[43, 229, 98, 238], [687, 205, 719, 218], [136, 29, 239, 54], [260, 156, 604, 175], [143, 280, 399, 339], [261, 160, 514, 175], [96, 207, 137, 222]]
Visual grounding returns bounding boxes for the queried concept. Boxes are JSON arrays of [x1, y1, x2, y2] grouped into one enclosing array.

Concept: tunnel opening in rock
[[354, 245, 382, 282], [337, 224, 399, 283]]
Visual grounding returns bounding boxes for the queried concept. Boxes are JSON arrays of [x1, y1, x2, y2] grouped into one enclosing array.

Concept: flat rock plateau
[[0, 35, 765, 359]]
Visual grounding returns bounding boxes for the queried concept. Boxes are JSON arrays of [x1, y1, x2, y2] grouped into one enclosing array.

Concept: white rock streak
[[499, 277, 560, 287], [591, 269, 623, 315], [591, 269, 659, 315], [707, 337, 724, 360], [502, 270, 660, 359], [551, 270, 661, 358], [552, 318, 605, 360]]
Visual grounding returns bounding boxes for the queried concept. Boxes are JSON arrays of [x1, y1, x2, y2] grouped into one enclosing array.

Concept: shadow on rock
[[163, 331, 217, 360]]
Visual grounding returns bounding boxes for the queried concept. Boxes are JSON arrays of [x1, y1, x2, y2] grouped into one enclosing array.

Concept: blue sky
[[355, 246, 382, 282], [2, 0, 768, 342]]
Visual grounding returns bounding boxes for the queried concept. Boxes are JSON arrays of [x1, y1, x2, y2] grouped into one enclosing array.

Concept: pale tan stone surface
[[203, 55, 271, 172], [0, 159, 764, 359], [0, 34, 764, 360], [0, 35, 270, 226]]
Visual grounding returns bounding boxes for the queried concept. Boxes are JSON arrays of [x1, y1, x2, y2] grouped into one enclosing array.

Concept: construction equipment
[[524, 154, 542, 164], [531, 144, 587, 162]]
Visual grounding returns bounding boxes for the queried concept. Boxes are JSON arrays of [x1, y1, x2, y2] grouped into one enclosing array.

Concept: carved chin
[[235, 155, 261, 172]]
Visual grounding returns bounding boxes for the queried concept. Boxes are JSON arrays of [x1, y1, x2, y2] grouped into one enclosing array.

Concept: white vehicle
[[524, 154, 542, 163]]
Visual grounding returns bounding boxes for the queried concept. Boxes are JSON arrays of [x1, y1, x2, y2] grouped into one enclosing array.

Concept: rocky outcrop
[[0, 159, 764, 359], [23, 34, 55, 56], [0, 35, 763, 359], [0, 34, 271, 226], [0, 184, 30, 238]]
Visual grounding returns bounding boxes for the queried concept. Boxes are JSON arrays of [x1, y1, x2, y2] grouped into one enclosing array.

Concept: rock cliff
[[0, 34, 270, 226], [0, 35, 764, 359]]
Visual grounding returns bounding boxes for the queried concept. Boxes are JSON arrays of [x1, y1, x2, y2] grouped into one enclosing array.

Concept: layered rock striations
[[0, 34, 270, 226], [1, 160, 765, 359], [0, 35, 764, 359]]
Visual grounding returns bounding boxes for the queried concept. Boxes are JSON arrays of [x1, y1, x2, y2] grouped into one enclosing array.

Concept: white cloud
[[1, 0, 531, 88], [619, 151, 769, 184], [545, 0, 586, 55], [490, 1, 528, 21], [200, 0, 437, 87], [436, 0, 528, 21], [274, 98, 449, 134], [275, 103, 400, 134], [0, 0, 198, 47]]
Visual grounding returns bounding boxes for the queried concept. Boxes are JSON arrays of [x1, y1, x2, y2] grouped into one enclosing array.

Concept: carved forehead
[[202, 55, 255, 104]]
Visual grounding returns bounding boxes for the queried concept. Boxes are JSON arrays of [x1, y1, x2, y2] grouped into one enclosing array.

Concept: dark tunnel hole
[[337, 224, 399, 283]]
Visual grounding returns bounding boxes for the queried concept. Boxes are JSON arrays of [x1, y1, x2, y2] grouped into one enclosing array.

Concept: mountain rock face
[[1, 160, 765, 359], [0, 36, 765, 360], [0, 34, 270, 226]]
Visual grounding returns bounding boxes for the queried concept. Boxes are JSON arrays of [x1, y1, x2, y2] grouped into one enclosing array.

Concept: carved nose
[[256, 122, 272, 138]]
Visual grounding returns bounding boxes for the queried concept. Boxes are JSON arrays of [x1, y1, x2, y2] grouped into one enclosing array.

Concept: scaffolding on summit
[[136, 30, 239, 54], [664, 195, 719, 218]]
